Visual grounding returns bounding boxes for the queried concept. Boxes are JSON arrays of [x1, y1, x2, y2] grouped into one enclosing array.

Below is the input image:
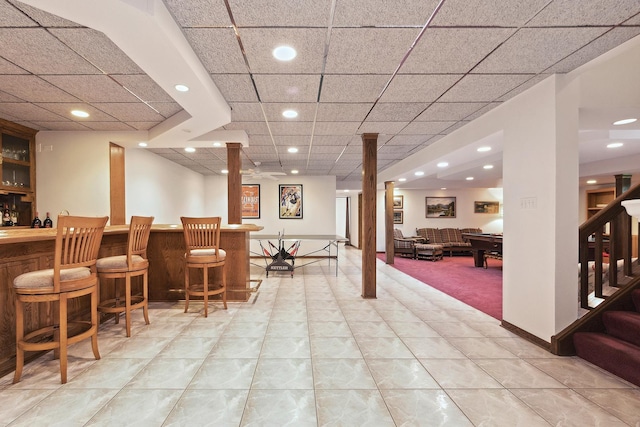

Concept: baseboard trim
[[501, 320, 551, 352]]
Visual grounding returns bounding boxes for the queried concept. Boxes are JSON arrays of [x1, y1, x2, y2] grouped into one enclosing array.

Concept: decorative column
[[362, 133, 378, 298], [385, 181, 395, 264], [226, 142, 242, 224]]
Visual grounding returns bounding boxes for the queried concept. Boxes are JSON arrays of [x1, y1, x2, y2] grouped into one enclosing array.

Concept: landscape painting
[[426, 197, 456, 218]]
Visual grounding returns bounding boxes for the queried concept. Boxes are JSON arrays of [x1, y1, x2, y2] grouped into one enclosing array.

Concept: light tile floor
[[2, 247, 640, 426]]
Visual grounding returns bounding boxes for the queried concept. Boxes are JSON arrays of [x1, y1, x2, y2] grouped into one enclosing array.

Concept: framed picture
[[393, 195, 403, 209], [241, 184, 260, 219], [393, 210, 403, 224], [279, 184, 303, 219], [426, 197, 456, 218], [474, 200, 500, 214]]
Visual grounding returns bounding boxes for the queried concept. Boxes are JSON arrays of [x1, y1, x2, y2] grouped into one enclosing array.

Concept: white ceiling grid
[[0, 0, 638, 185]]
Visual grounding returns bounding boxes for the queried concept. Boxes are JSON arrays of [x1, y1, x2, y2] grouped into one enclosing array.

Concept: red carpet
[[378, 254, 503, 320]]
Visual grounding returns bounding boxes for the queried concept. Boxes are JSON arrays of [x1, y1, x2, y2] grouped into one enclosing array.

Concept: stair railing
[[579, 183, 640, 309]]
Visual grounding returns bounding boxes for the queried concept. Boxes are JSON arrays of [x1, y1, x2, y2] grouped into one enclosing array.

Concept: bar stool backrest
[[180, 216, 223, 259], [126, 216, 154, 267]]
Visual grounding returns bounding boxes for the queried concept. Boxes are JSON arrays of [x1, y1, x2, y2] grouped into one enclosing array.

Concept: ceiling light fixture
[[398, 178, 407, 182], [437, 162, 449, 168], [344, 189, 350, 193], [466, 177, 474, 181], [282, 110, 298, 118], [138, 142, 148, 147], [483, 164, 494, 169], [291, 169, 299, 174], [414, 171, 424, 176], [477, 146, 491, 152], [273, 46, 297, 61], [175, 84, 189, 92], [607, 142, 624, 148], [441, 187, 447, 190], [71, 109, 89, 118], [212, 142, 222, 147], [221, 169, 228, 174], [586, 179, 597, 184], [184, 147, 196, 153], [287, 147, 299, 153], [613, 118, 637, 125]]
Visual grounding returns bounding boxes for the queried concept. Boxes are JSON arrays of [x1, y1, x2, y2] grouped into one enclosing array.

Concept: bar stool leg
[[203, 265, 209, 318], [184, 264, 190, 314], [91, 287, 100, 360], [125, 275, 132, 337], [59, 294, 68, 384], [222, 264, 227, 309], [13, 298, 24, 384], [142, 271, 150, 325]]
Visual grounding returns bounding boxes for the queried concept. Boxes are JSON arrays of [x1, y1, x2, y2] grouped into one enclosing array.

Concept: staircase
[[574, 289, 640, 386], [551, 182, 640, 386]]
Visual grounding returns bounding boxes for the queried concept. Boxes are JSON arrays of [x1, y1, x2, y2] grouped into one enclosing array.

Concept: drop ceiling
[[1, 0, 640, 190]]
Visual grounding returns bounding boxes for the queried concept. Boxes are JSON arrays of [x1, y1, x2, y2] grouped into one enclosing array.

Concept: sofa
[[415, 227, 482, 257], [393, 229, 426, 258]]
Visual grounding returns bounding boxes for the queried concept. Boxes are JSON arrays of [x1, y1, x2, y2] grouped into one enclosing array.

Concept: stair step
[[574, 332, 640, 386], [603, 311, 640, 347], [632, 289, 640, 312]]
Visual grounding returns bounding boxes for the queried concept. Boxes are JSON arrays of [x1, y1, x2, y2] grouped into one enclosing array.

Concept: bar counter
[[0, 223, 262, 377]]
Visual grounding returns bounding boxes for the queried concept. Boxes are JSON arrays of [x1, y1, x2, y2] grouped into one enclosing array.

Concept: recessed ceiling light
[[287, 147, 299, 153], [483, 164, 494, 169], [437, 162, 449, 168], [466, 177, 474, 181], [441, 187, 447, 190], [398, 178, 407, 182], [71, 109, 89, 118], [221, 169, 228, 174], [477, 146, 491, 152], [607, 142, 624, 148], [586, 179, 597, 184], [414, 171, 424, 176], [291, 169, 299, 174], [613, 118, 637, 125], [282, 110, 298, 118], [273, 46, 297, 61], [138, 142, 148, 147], [175, 84, 189, 92], [344, 189, 350, 193], [184, 147, 196, 153], [212, 142, 222, 147]]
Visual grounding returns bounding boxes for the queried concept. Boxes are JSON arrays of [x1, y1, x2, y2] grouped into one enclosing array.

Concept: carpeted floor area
[[378, 253, 503, 320]]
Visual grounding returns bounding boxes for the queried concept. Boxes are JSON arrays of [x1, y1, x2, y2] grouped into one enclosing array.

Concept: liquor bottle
[[3, 204, 13, 226], [10, 204, 18, 225], [31, 212, 42, 228], [43, 212, 53, 228]]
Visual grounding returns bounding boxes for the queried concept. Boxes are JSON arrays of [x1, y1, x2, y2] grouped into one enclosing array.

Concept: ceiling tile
[[0, 28, 99, 74], [0, 56, 28, 74], [268, 121, 314, 136], [496, 74, 548, 102], [311, 145, 347, 155], [229, 102, 264, 121], [400, 121, 456, 135], [9, 1, 81, 26], [247, 135, 274, 145], [366, 103, 428, 122], [386, 135, 432, 146], [91, 103, 165, 122], [0, 75, 80, 102], [82, 121, 136, 131], [430, 0, 550, 26], [164, 0, 231, 27], [358, 122, 409, 134], [320, 75, 389, 103], [438, 74, 532, 102], [30, 121, 90, 131], [273, 135, 311, 146], [262, 103, 318, 122], [210, 74, 258, 102], [333, 0, 440, 26], [112, 75, 174, 102], [253, 74, 321, 103], [36, 102, 117, 122], [224, 121, 270, 134], [311, 135, 352, 146], [183, 28, 247, 73], [415, 103, 488, 121], [0, 90, 22, 102], [474, 27, 610, 74], [1, 1, 38, 26], [230, 0, 330, 27], [148, 102, 183, 118], [50, 28, 144, 74], [325, 28, 418, 74], [128, 122, 160, 131], [0, 102, 66, 121], [313, 121, 360, 135], [316, 103, 372, 122], [465, 102, 501, 121], [42, 75, 139, 102], [527, 0, 640, 26], [401, 28, 515, 74], [240, 28, 326, 74], [379, 74, 462, 102]]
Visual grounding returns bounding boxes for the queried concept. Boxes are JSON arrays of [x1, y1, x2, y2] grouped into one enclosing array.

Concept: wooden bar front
[[0, 223, 262, 377]]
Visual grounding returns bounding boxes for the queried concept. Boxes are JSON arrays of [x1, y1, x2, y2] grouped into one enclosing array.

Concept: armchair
[[393, 229, 426, 258]]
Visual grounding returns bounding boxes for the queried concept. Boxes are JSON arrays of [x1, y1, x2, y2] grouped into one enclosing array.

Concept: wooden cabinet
[[0, 118, 37, 226], [586, 187, 615, 219]]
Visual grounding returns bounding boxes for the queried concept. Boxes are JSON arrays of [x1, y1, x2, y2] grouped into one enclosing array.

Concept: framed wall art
[[393, 210, 403, 224], [241, 184, 260, 219], [426, 196, 456, 218], [474, 200, 500, 214], [279, 184, 303, 219], [393, 195, 404, 209]]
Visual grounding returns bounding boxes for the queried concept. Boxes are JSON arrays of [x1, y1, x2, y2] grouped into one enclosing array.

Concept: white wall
[[376, 187, 504, 251]]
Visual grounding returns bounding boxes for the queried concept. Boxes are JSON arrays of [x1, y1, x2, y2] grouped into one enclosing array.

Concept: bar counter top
[[0, 223, 263, 244]]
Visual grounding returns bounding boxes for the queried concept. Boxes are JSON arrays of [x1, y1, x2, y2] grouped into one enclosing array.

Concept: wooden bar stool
[[97, 216, 154, 337], [180, 216, 227, 317], [13, 215, 108, 384]]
